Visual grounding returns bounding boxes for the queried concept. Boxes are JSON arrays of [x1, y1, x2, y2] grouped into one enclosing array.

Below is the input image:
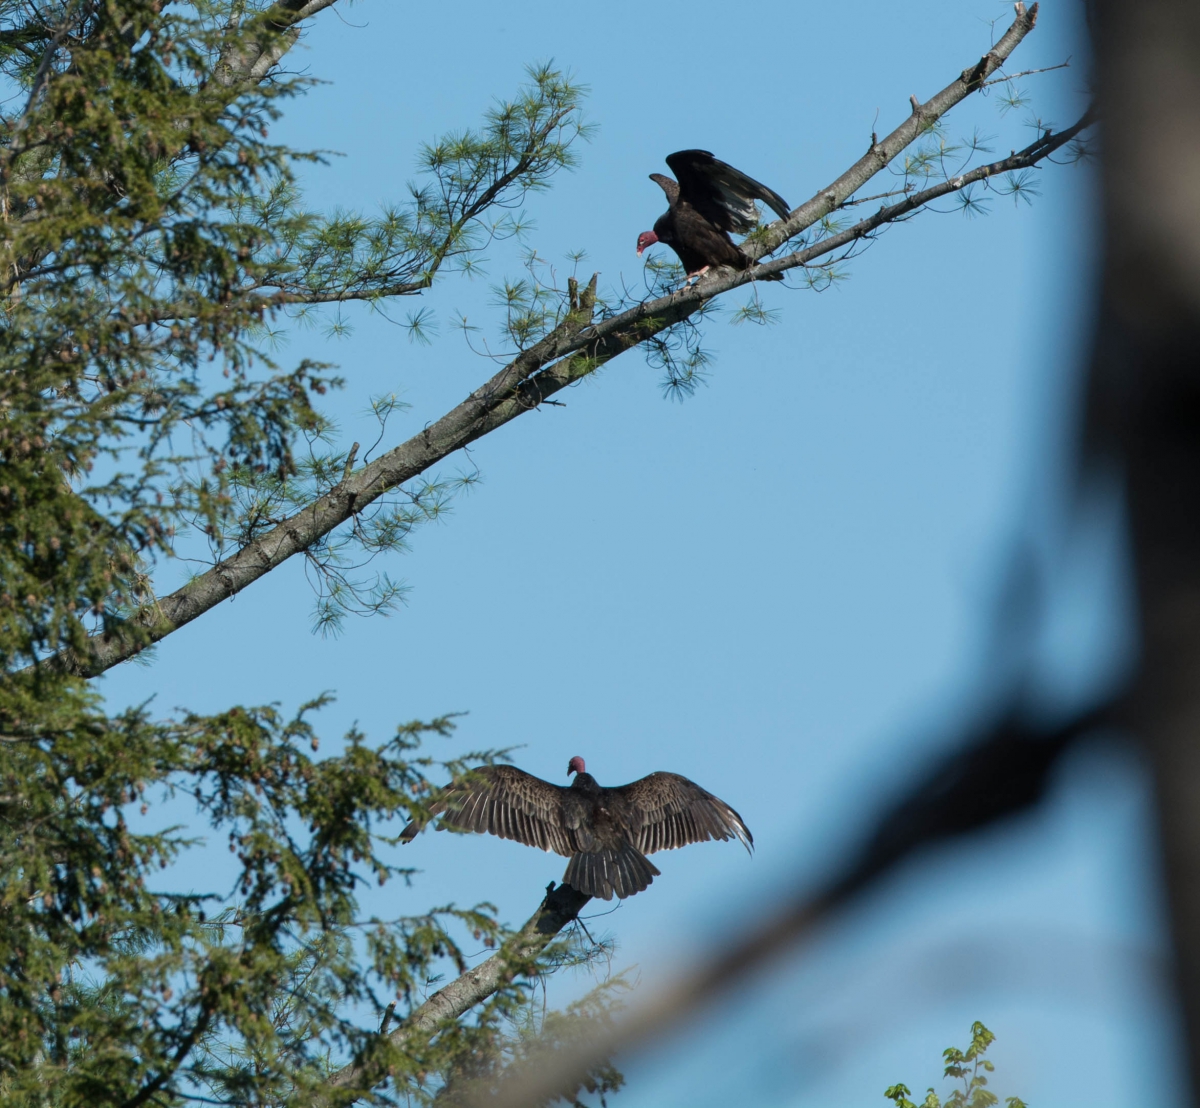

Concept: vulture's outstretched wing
[[400, 765, 574, 856], [649, 172, 680, 206], [615, 772, 754, 856], [666, 150, 791, 234]]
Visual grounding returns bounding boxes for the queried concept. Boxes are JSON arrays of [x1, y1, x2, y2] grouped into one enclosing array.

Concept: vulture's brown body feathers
[[400, 761, 753, 900], [639, 149, 791, 279]]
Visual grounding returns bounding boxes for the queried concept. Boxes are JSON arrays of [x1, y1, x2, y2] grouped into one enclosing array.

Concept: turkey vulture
[[400, 756, 753, 900], [636, 149, 791, 282]]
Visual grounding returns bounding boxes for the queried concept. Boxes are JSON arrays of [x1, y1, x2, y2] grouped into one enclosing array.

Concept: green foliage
[[997, 169, 1041, 208], [0, 679, 524, 1105], [884, 1022, 1028, 1108], [0, 3, 601, 1104], [0, 0, 587, 655], [996, 84, 1031, 116], [730, 287, 781, 328]]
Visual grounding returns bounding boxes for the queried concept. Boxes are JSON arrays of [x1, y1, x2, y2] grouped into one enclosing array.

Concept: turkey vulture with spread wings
[[400, 756, 753, 900], [636, 149, 791, 281]]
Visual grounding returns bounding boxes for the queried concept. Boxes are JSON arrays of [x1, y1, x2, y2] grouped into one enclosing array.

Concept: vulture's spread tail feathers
[[564, 845, 660, 901]]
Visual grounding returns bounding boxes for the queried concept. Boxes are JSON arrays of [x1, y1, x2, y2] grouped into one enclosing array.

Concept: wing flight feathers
[[616, 771, 754, 856], [412, 765, 574, 857], [665, 149, 791, 232], [649, 172, 680, 206]]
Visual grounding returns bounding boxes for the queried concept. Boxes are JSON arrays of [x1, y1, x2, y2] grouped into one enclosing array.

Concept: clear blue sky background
[[101, 1, 1186, 1103]]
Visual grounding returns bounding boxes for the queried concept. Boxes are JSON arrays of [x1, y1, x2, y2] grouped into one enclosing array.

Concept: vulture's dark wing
[[665, 150, 791, 234], [649, 172, 680, 206], [615, 772, 753, 856], [401, 765, 574, 856]]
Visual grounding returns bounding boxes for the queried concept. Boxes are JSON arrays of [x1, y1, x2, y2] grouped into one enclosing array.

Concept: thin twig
[[838, 185, 916, 208], [754, 106, 1095, 282], [0, 2, 88, 185], [339, 442, 359, 485], [980, 59, 1070, 88]]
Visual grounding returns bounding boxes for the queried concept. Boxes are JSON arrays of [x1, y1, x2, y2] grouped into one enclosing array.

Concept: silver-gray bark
[[324, 883, 590, 1102], [50, 3, 1058, 680]]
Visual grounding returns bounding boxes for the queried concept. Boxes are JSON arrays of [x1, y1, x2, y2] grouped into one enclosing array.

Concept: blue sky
[[100, 1, 1187, 1103]]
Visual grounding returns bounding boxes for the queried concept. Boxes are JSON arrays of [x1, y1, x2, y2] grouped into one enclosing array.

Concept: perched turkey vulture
[[636, 149, 791, 282], [400, 756, 753, 900]]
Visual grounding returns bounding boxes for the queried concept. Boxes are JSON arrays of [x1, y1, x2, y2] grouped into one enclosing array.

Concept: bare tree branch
[[211, 0, 343, 90], [979, 60, 1072, 88], [753, 107, 1094, 281], [41, 1, 1053, 679], [323, 883, 590, 1102], [0, 3, 83, 176], [746, 1, 1042, 262]]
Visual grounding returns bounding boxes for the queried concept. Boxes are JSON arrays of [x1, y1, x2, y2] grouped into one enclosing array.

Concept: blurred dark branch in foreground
[[456, 705, 1118, 1108], [470, 0, 1200, 1102], [324, 704, 1115, 1107], [1090, 0, 1200, 1098], [393, 0, 1200, 1101], [317, 0, 1200, 1099]]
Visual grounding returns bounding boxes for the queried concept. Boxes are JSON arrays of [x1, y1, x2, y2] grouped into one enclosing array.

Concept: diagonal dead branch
[[752, 106, 1095, 281], [461, 700, 1117, 1108], [48, 275, 601, 676], [0, 4, 82, 181], [211, 0, 343, 90], [747, 0, 1041, 261], [40, 2, 1059, 680], [323, 883, 591, 1101]]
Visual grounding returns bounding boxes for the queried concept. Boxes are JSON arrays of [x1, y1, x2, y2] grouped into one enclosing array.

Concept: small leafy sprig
[[884, 1021, 1028, 1108]]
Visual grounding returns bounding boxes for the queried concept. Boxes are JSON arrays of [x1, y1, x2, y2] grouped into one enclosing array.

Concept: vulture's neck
[[570, 772, 602, 794]]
